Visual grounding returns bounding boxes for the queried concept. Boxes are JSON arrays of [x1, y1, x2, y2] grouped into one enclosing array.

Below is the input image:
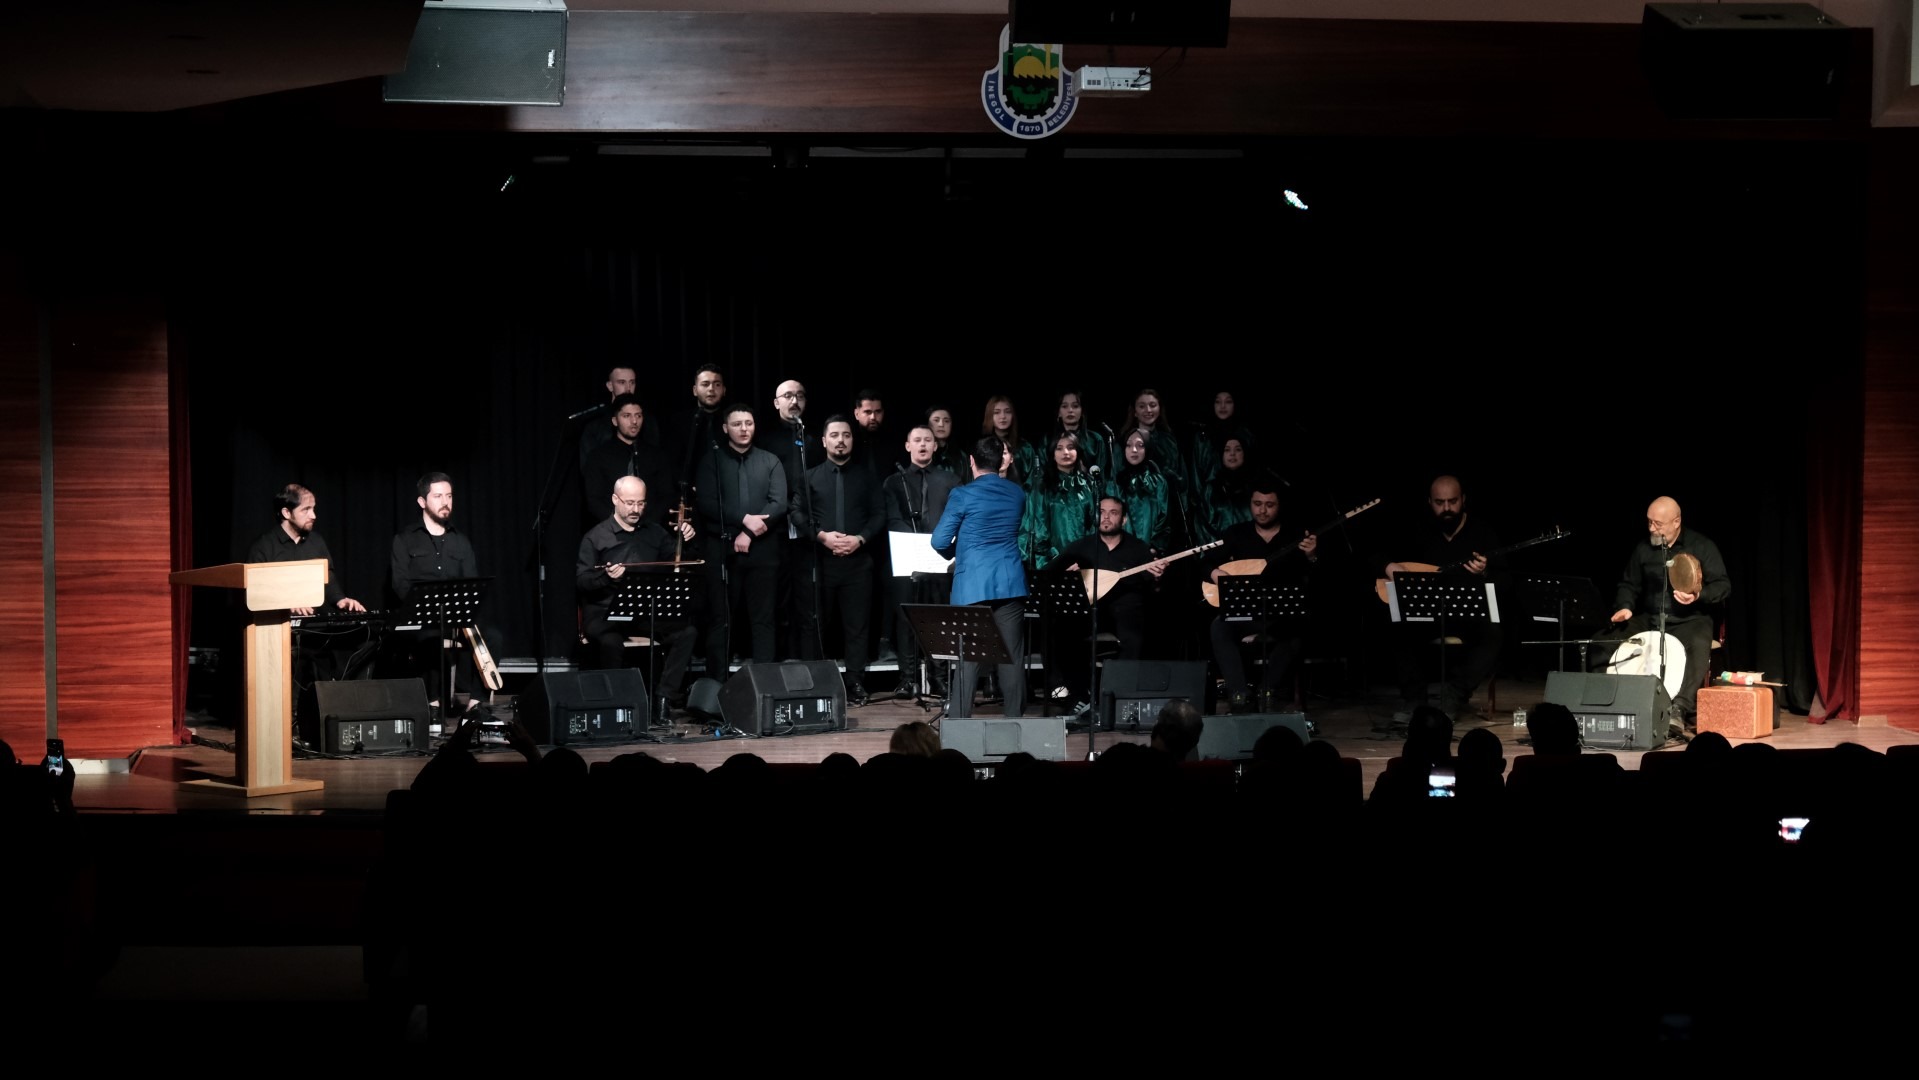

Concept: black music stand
[[902, 604, 1014, 722], [392, 576, 490, 725], [1518, 574, 1609, 672], [1218, 578, 1308, 625], [608, 571, 699, 736], [1033, 573, 1102, 726], [1385, 571, 1499, 690]]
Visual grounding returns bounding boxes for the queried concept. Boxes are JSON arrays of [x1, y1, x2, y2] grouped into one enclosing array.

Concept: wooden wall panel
[[50, 299, 175, 758], [0, 266, 49, 759], [1860, 132, 1919, 731], [242, 14, 1868, 141]]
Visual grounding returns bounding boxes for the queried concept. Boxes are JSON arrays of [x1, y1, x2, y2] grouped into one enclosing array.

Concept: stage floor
[[79, 673, 1909, 815]]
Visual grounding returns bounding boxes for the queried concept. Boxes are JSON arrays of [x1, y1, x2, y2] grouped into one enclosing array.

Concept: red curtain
[[1805, 373, 1860, 723]]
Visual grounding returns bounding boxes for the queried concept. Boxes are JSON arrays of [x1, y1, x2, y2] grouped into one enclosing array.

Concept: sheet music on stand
[[392, 576, 491, 631], [1385, 572, 1499, 625], [1218, 579, 1308, 624], [902, 603, 1013, 721], [607, 572, 698, 623]]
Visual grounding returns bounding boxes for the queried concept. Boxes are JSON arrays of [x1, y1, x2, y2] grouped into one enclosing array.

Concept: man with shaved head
[[577, 474, 699, 713], [1594, 495, 1730, 738], [1380, 474, 1504, 728]]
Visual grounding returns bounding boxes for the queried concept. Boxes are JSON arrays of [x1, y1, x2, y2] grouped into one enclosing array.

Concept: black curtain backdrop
[[173, 132, 1846, 712]]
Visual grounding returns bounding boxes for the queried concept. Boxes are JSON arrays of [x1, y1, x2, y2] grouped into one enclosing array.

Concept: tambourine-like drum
[[1668, 552, 1703, 596], [1606, 630, 1689, 702]]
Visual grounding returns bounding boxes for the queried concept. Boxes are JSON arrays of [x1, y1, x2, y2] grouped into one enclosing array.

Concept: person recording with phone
[[0, 738, 75, 818]]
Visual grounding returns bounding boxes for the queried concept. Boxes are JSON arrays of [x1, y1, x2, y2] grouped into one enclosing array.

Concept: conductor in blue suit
[[930, 435, 1029, 719]]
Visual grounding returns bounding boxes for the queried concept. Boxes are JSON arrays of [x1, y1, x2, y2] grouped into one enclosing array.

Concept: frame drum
[[1606, 630, 1688, 702]]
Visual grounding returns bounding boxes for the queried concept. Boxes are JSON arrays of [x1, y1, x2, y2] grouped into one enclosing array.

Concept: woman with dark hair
[[1019, 431, 1098, 571], [1189, 389, 1256, 496], [1054, 388, 1108, 477], [1117, 387, 1189, 545], [923, 405, 964, 475], [981, 394, 1040, 488], [1196, 435, 1256, 544], [1114, 428, 1173, 554]]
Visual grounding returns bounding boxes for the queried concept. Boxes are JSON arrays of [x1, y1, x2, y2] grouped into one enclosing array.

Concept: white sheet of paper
[[889, 531, 953, 577]]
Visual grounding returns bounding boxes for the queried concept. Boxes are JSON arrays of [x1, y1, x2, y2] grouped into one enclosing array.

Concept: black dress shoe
[[846, 679, 869, 707]]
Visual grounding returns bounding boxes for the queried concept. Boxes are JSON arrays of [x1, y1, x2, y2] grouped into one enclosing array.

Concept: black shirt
[[1614, 528, 1730, 622], [246, 525, 345, 608], [883, 464, 961, 536], [576, 516, 681, 624], [582, 435, 677, 530], [1057, 532, 1158, 603], [1210, 520, 1314, 583], [389, 521, 478, 603], [793, 457, 885, 558], [1389, 513, 1504, 580]]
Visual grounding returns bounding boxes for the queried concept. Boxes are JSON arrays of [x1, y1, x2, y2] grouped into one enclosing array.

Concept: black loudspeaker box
[[1196, 712, 1312, 761], [1545, 671, 1670, 751], [519, 668, 650, 746], [1641, 3, 1853, 119], [1098, 660, 1208, 731], [941, 717, 1068, 763], [316, 678, 431, 754], [718, 661, 846, 736]]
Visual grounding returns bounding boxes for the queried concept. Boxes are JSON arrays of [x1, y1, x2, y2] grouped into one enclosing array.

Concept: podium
[[170, 560, 329, 797]]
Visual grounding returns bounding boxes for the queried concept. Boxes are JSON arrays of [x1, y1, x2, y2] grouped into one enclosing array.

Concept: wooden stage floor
[[80, 673, 1911, 815]]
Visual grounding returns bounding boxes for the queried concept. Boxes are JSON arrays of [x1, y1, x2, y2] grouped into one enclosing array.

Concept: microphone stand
[[1655, 536, 1674, 729], [528, 404, 605, 677], [793, 416, 827, 664]]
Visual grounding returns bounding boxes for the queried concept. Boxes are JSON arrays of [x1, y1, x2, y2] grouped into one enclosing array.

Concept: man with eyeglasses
[[764, 378, 821, 658], [1591, 495, 1730, 740], [577, 475, 699, 709]]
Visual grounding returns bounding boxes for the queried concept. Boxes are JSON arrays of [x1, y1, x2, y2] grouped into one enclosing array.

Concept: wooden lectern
[[169, 560, 329, 797]]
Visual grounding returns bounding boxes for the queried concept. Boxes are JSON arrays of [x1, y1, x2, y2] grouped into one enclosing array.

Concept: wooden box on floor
[[1696, 685, 1774, 739]]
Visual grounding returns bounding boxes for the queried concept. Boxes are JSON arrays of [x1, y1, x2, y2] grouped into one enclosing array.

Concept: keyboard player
[[246, 484, 368, 742], [247, 483, 366, 615]]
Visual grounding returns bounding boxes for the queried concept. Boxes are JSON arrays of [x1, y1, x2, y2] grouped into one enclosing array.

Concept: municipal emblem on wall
[[980, 24, 1079, 140]]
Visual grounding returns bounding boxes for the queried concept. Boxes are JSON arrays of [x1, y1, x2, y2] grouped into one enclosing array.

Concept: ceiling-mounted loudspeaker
[[1641, 3, 1850, 120], [384, 0, 568, 106], [1009, 1, 1231, 48]]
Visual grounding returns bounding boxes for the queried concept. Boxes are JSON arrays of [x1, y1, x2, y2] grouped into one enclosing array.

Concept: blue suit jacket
[[931, 472, 1029, 606]]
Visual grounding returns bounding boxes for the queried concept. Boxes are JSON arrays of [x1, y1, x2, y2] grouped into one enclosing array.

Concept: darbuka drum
[[1606, 630, 1689, 702]]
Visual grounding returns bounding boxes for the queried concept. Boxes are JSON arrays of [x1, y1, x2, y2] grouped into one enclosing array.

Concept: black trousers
[[1392, 618, 1502, 709], [1210, 617, 1303, 699], [1053, 594, 1146, 701], [704, 546, 778, 672], [951, 598, 1027, 719], [583, 616, 696, 704], [796, 554, 873, 681]]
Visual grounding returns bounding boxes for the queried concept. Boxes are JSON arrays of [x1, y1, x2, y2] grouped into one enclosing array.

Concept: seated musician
[[1379, 474, 1503, 728], [387, 471, 482, 717], [577, 475, 699, 716], [1053, 496, 1168, 716], [247, 484, 367, 742], [249, 483, 366, 616], [1205, 479, 1316, 714]]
